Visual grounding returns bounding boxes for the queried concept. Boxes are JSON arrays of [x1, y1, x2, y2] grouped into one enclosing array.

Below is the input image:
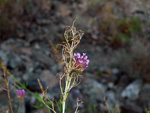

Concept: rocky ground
[[0, 0, 150, 113]]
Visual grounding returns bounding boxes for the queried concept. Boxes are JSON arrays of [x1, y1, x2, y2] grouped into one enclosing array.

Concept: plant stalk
[[62, 77, 72, 113], [62, 101, 66, 113], [17, 101, 21, 113]]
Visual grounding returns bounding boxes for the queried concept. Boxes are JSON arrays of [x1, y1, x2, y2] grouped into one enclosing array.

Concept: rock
[[112, 68, 119, 75], [139, 83, 150, 106], [27, 79, 46, 92], [120, 103, 143, 113], [0, 92, 9, 106], [20, 55, 34, 67], [81, 78, 106, 103], [100, 74, 117, 84], [106, 91, 120, 111], [34, 43, 41, 50], [57, 4, 71, 17], [0, 106, 9, 113], [37, 19, 51, 25], [0, 38, 16, 51], [119, 75, 130, 85], [106, 91, 117, 103], [50, 64, 62, 73], [17, 32, 25, 38], [121, 79, 143, 100], [108, 82, 115, 89], [71, 89, 83, 100], [68, 89, 84, 109], [33, 51, 53, 66], [7, 53, 22, 69], [20, 48, 32, 55], [32, 63, 44, 74], [40, 70, 59, 88], [0, 50, 8, 65], [91, 80, 106, 98], [123, 0, 144, 15]]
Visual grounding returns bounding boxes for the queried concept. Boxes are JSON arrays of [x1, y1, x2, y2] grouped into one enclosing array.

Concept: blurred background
[[0, 0, 150, 113]]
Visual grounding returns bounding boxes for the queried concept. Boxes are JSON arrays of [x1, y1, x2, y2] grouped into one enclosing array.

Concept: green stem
[[47, 107, 51, 113], [62, 77, 72, 113], [18, 101, 21, 113], [62, 101, 66, 113]]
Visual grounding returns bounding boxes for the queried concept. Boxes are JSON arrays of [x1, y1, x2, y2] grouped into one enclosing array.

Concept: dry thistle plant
[[39, 22, 89, 113], [60, 22, 90, 113]]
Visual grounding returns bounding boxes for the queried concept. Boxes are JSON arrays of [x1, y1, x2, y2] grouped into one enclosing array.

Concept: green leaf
[[68, 36, 72, 41], [33, 103, 45, 109]]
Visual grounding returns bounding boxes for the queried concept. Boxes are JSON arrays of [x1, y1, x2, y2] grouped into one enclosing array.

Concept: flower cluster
[[74, 53, 89, 72], [16, 89, 26, 100]]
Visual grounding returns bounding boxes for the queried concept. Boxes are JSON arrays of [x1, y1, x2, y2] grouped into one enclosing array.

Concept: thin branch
[[37, 79, 56, 113], [3, 65, 13, 113]]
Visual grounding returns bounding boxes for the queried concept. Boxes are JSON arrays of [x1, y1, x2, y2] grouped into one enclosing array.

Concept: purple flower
[[16, 89, 26, 100], [74, 53, 89, 72]]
